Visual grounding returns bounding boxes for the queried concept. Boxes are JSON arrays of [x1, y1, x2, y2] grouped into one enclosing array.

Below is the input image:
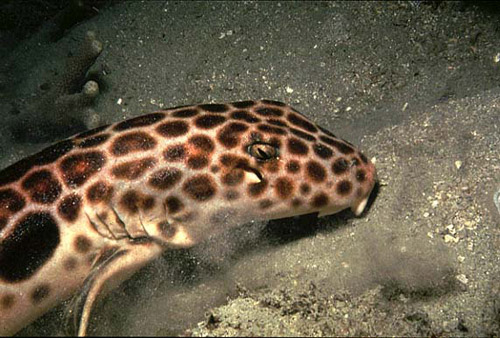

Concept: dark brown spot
[[266, 119, 288, 127], [172, 108, 199, 118], [114, 113, 165, 131], [149, 168, 182, 190], [222, 170, 244, 186], [275, 177, 294, 199], [248, 179, 268, 197], [225, 190, 239, 200], [58, 194, 82, 222], [337, 180, 352, 195], [165, 196, 183, 214], [261, 99, 286, 107], [311, 193, 329, 208], [359, 152, 369, 164], [164, 144, 186, 162], [257, 124, 287, 135], [0, 139, 74, 187], [220, 154, 249, 167], [78, 134, 110, 148], [289, 128, 316, 141], [232, 100, 255, 108], [112, 158, 156, 180], [291, 198, 302, 208], [287, 138, 309, 155], [189, 135, 215, 153], [0, 212, 59, 283], [356, 169, 366, 182], [31, 284, 50, 304], [121, 190, 139, 213], [211, 165, 220, 173], [0, 188, 25, 214], [195, 114, 227, 129], [183, 175, 216, 201], [259, 199, 273, 209], [230, 110, 261, 123], [218, 122, 249, 148], [187, 155, 208, 169], [22, 170, 62, 204], [75, 235, 92, 253], [87, 181, 113, 203], [332, 158, 349, 175], [255, 107, 284, 117], [111, 132, 157, 156], [306, 161, 326, 183], [313, 143, 333, 159], [320, 136, 354, 154], [60, 151, 106, 188], [156, 121, 190, 138], [157, 221, 175, 238], [63, 257, 78, 271], [1, 294, 15, 309], [199, 103, 229, 113], [286, 161, 300, 174], [141, 196, 155, 210], [300, 183, 311, 195], [287, 113, 318, 133], [264, 160, 280, 173]]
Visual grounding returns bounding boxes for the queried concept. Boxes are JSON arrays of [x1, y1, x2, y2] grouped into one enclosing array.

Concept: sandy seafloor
[[0, 1, 499, 336]]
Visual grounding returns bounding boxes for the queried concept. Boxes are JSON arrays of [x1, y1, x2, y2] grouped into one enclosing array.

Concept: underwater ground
[[0, 1, 499, 336]]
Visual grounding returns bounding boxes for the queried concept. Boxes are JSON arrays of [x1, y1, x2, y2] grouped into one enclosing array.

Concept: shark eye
[[248, 142, 278, 161]]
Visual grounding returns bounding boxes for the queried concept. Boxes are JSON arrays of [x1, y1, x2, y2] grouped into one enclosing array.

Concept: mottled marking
[[287, 138, 309, 155], [218, 122, 249, 148], [291, 198, 302, 208], [263, 160, 280, 173], [31, 284, 50, 304], [222, 170, 244, 186], [0, 212, 59, 283], [165, 196, 183, 214], [230, 110, 261, 123], [255, 107, 284, 117], [1, 294, 15, 310], [313, 143, 333, 159], [164, 144, 186, 162], [149, 168, 182, 190], [231, 100, 255, 108], [306, 161, 327, 183], [183, 175, 216, 201], [63, 257, 78, 271], [286, 161, 301, 174], [356, 169, 366, 182], [157, 221, 175, 238], [113, 113, 165, 131], [332, 158, 349, 175], [311, 193, 329, 208], [74, 235, 92, 253], [60, 151, 106, 187], [194, 114, 227, 129], [0, 188, 25, 214], [275, 177, 294, 199], [287, 113, 318, 133], [0, 139, 74, 187], [58, 194, 82, 222], [189, 135, 215, 153], [257, 124, 287, 135], [111, 132, 157, 156], [22, 169, 62, 204], [289, 127, 316, 141], [156, 120, 189, 138], [87, 181, 113, 203], [112, 158, 156, 180], [78, 134, 110, 148], [199, 103, 229, 113], [187, 155, 209, 169], [172, 108, 199, 118], [337, 180, 352, 195], [320, 136, 354, 154]]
